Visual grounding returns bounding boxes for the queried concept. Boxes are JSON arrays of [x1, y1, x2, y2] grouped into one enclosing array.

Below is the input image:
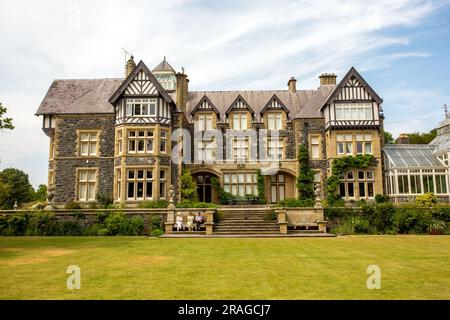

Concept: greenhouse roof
[[429, 132, 450, 156], [384, 144, 445, 168]]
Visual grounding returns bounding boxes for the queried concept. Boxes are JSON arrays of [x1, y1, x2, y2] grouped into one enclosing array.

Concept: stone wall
[[53, 114, 115, 204]]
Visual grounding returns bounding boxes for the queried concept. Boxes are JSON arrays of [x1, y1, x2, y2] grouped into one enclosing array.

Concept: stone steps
[[214, 207, 279, 235]]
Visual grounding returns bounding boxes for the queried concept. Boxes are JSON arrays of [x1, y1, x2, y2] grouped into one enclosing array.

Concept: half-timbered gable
[[322, 67, 383, 130], [109, 61, 175, 125], [191, 95, 220, 116], [225, 95, 254, 115]]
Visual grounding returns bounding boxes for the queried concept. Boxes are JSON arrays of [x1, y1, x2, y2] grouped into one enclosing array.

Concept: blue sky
[[0, 0, 449, 188]]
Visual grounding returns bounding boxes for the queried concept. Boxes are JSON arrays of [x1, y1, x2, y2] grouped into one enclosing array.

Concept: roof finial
[[444, 103, 449, 119]]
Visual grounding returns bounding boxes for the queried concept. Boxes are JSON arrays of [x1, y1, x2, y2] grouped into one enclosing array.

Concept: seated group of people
[[175, 212, 205, 231]]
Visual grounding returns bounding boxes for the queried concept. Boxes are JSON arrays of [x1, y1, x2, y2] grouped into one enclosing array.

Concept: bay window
[[127, 129, 154, 154], [126, 169, 153, 200], [337, 134, 353, 155], [335, 103, 373, 120], [126, 98, 157, 116], [356, 134, 372, 154]]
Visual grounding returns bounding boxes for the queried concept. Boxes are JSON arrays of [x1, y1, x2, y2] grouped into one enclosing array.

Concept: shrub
[[7, 213, 30, 235], [180, 169, 198, 202], [278, 198, 314, 207], [415, 193, 438, 207], [392, 205, 432, 234], [175, 200, 217, 208], [362, 203, 395, 233], [65, 202, 81, 210], [104, 211, 128, 235], [96, 210, 111, 224], [375, 194, 389, 203], [330, 220, 355, 235], [428, 219, 447, 235], [25, 211, 59, 236], [325, 207, 359, 219], [97, 228, 109, 236], [148, 215, 163, 231], [431, 206, 450, 223], [87, 201, 98, 209], [60, 220, 84, 236], [150, 229, 164, 237], [138, 200, 169, 208], [96, 193, 114, 208], [351, 217, 370, 234], [126, 215, 145, 235], [72, 211, 86, 221], [213, 211, 224, 223]]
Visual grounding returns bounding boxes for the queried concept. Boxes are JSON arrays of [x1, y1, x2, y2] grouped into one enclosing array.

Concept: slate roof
[[185, 85, 335, 122], [384, 144, 445, 168], [36, 79, 123, 115], [152, 57, 176, 73]]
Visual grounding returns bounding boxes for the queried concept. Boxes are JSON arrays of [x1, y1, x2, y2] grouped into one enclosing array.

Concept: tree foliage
[[296, 145, 315, 201], [180, 169, 198, 201], [34, 184, 48, 202], [0, 168, 35, 209], [0, 102, 14, 131], [384, 131, 394, 144], [405, 130, 437, 144]]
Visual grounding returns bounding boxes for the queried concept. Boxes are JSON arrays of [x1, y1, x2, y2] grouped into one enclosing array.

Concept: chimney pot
[[319, 73, 337, 86], [287, 77, 297, 93], [125, 56, 136, 78]]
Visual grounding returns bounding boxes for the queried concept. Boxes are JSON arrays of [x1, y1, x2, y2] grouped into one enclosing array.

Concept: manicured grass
[[0, 236, 449, 299]]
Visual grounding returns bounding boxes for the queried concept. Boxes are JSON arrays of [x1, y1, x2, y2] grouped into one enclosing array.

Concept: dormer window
[[268, 113, 282, 130], [232, 113, 248, 130], [196, 114, 213, 131], [126, 98, 157, 116]]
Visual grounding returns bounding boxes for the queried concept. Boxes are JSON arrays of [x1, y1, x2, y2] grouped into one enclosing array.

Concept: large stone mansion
[[36, 56, 393, 206]]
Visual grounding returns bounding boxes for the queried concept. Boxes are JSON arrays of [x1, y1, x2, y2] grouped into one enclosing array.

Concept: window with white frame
[[335, 103, 373, 120], [196, 114, 213, 131], [355, 134, 372, 154], [268, 138, 283, 160], [197, 140, 215, 162], [117, 130, 123, 155], [232, 113, 248, 130], [127, 129, 154, 154], [438, 153, 449, 165], [126, 169, 153, 200], [337, 134, 353, 155], [78, 131, 98, 156], [159, 170, 167, 198], [339, 170, 374, 199], [268, 113, 282, 130], [126, 98, 157, 116], [232, 137, 249, 161], [223, 172, 258, 196], [77, 169, 96, 201], [160, 130, 167, 153], [422, 169, 434, 193], [310, 135, 320, 159]]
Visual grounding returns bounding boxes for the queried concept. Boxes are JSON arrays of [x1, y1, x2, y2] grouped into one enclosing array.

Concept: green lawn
[[0, 236, 449, 300]]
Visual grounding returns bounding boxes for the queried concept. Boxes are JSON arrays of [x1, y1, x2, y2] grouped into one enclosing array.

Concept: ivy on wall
[[296, 145, 315, 201], [326, 154, 376, 203], [256, 169, 266, 204]]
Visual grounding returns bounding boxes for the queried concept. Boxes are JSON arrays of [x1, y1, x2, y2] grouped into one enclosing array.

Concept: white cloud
[[0, 0, 447, 187]]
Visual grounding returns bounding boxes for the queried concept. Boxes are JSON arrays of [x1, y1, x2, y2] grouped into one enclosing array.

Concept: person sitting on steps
[[187, 212, 195, 232], [175, 212, 183, 231], [195, 212, 204, 231]]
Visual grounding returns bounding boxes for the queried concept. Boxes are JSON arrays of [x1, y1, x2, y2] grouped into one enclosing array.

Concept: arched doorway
[[193, 172, 218, 203]]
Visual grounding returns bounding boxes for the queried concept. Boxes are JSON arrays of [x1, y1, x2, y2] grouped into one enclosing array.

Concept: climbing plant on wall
[[296, 145, 315, 201], [256, 169, 266, 204], [326, 154, 376, 203]]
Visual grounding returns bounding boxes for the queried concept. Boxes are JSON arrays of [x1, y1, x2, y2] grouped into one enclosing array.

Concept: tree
[[34, 184, 48, 202], [0, 102, 14, 131], [180, 169, 198, 202], [384, 131, 394, 144], [0, 168, 34, 209], [407, 129, 437, 144]]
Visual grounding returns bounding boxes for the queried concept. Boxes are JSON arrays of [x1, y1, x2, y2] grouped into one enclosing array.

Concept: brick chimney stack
[[396, 133, 410, 144], [125, 56, 136, 78], [287, 77, 297, 93], [176, 68, 189, 112], [319, 73, 337, 86]]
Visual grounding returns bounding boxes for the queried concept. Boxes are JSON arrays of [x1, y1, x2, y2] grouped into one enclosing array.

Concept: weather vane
[[444, 104, 449, 119]]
